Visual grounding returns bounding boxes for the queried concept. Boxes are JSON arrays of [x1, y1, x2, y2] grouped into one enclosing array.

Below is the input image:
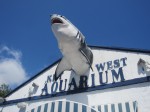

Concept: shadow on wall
[[19, 108, 26, 112], [17, 102, 27, 112], [137, 58, 150, 76], [28, 83, 39, 97]]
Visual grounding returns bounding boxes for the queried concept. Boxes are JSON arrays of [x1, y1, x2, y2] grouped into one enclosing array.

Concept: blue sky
[[0, 0, 150, 88]]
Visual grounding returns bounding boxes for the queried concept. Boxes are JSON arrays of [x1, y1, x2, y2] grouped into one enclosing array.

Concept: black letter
[[79, 76, 88, 88], [112, 67, 125, 83], [47, 75, 52, 83], [91, 73, 95, 87], [120, 57, 127, 66], [99, 71, 108, 85], [51, 82, 58, 94], [68, 78, 77, 91], [107, 61, 113, 70], [95, 63, 105, 72], [41, 83, 48, 95], [114, 59, 120, 68], [59, 79, 67, 92]]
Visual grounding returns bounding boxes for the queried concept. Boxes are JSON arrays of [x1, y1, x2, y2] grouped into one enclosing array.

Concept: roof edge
[[90, 45, 150, 53]]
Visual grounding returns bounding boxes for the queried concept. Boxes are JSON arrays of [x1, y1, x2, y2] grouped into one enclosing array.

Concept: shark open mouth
[[51, 18, 63, 24]]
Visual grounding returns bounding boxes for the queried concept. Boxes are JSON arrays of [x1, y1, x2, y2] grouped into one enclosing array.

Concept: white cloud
[[0, 45, 22, 61], [0, 45, 28, 87]]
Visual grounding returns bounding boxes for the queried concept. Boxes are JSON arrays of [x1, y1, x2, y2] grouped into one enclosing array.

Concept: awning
[[27, 100, 97, 112], [27, 100, 137, 112], [92, 101, 138, 112]]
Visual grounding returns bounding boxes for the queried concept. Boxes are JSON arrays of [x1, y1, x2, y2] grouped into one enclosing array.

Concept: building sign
[[1, 47, 150, 112], [41, 57, 128, 95]]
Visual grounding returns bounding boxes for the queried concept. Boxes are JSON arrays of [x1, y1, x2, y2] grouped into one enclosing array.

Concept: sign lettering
[[41, 57, 127, 95]]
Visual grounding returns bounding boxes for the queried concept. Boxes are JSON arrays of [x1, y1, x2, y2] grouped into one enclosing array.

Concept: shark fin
[[79, 48, 93, 71], [54, 57, 71, 81]]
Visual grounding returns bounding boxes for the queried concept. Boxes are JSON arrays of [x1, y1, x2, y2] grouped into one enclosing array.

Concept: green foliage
[[0, 84, 11, 97]]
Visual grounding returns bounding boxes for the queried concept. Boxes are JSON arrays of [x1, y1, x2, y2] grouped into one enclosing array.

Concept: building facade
[[0, 46, 150, 112]]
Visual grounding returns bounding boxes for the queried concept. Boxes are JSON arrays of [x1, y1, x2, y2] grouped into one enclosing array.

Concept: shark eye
[[60, 15, 67, 20]]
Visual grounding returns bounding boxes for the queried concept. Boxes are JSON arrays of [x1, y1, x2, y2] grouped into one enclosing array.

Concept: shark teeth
[[51, 18, 63, 24]]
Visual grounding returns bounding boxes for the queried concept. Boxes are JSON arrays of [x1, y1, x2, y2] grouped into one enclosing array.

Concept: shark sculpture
[[51, 14, 93, 81]]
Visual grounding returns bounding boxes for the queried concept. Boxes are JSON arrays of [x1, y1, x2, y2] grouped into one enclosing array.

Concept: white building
[[0, 46, 150, 112]]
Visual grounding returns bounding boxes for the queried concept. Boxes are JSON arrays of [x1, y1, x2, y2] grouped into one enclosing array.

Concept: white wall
[[1, 47, 150, 112]]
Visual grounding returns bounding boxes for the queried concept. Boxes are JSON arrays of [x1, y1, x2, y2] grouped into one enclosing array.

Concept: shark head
[[51, 14, 78, 40]]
